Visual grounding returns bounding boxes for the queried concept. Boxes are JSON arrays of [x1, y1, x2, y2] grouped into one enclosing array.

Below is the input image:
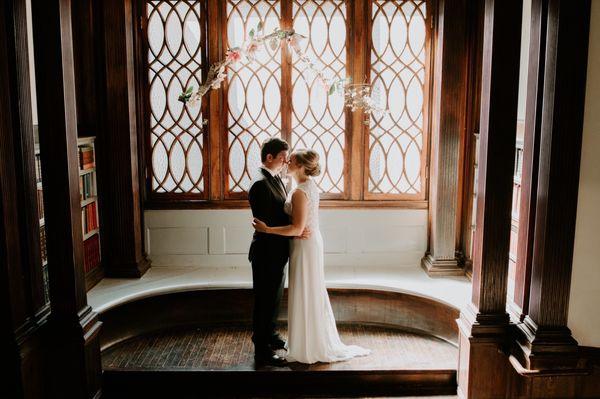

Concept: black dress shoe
[[269, 336, 287, 350], [254, 349, 287, 366]]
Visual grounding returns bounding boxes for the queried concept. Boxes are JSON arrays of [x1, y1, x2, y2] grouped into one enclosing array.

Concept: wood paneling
[[98, 0, 150, 278], [511, 0, 547, 322], [459, 0, 485, 278], [71, 0, 99, 136], [422, 0, 468, 276], [457, 0, 523, 397], [29, 0, 102, 396], [516, 0, 591, 371], [467, 0, 522, 316], [0, 1, 48, 396]]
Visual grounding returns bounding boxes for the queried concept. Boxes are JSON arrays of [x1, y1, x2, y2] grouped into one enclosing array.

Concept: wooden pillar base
[[457, 304, 511, 399], [421, 253, 464, 277], [514, 316, 580, 371], [49, 306, 102, 398], [104, 255, 151, 278]]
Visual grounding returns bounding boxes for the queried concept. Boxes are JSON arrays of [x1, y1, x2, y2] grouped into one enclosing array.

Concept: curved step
[[102, 323, 457, 398], [98, 288, 460, 351]]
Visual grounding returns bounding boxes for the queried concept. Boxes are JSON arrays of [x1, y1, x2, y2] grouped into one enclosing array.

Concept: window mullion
[[349, 0, 369, 201], [281, 0, 293, 145], [207, 0, 223, 201]]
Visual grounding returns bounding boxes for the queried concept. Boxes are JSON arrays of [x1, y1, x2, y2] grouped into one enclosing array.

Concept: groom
[[248, 137, 301, 366]]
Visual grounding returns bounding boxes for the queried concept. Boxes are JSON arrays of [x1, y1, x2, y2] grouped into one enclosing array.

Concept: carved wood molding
[[98, 0, 150, 278], [422, 0, 468, 276], [457, 0, 522, 397], [514, 0, 592, 372], [29, 0, 102, 395]]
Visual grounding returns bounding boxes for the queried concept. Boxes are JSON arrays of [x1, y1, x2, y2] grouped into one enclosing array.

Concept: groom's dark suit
[[248, 167, 290, 350]]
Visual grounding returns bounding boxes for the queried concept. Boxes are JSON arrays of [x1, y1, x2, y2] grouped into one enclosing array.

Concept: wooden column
[[459, 0, 484, 279], [509, 0, 547, 323], [515, 0, 591, 371], [421, 0, 469, 276], [98, 0, 150, 278], [0, 2, 49, 397], [30, 0, 102, 396], [456, 0, 522, 397]]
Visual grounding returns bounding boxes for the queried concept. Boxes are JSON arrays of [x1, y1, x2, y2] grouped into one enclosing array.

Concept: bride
[[252, 149, 370, 364]]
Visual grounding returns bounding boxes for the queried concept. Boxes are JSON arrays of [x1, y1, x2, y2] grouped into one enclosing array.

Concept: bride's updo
[[293, 149, 321, 177]]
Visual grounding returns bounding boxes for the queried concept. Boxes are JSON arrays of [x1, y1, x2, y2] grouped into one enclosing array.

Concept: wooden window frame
[[137, 0, 434, 209]]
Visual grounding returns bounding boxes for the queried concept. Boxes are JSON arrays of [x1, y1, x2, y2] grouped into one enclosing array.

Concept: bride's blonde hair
[[293, 149, 321, 177]]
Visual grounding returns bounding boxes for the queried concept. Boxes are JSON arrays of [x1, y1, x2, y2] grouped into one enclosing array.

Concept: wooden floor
[[103, 323, 457, 371]]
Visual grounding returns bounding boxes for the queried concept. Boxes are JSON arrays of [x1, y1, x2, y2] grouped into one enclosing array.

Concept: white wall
[[568, 0, 600, 348], [145, 209, 427, 269]]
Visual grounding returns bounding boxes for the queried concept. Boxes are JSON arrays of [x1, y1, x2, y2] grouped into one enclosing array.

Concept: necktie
[[275, 175, 286, 195]]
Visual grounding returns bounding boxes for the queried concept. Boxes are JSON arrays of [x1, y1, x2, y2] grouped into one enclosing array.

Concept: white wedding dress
[[284, 178, 370, 364]]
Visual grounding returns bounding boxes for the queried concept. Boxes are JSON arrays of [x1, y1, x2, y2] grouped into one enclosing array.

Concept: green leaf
[[249, 29, 255, 38], [185, 86, 194, 94], [328, 84, 336, 95]]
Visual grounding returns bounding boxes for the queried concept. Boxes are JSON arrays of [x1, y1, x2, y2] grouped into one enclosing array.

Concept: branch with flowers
[[178, 23, 387, 120]]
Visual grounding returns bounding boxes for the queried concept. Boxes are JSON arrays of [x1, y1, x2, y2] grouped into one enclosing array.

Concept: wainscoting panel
[[145, 209, 428, 268], [147, 227, 209, 255]]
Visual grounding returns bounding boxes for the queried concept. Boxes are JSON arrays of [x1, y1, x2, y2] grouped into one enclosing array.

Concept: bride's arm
[[252, 190, 308, 237]]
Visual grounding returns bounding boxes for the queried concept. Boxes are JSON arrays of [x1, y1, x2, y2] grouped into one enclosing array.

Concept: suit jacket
[[248, 168, 290, 264]]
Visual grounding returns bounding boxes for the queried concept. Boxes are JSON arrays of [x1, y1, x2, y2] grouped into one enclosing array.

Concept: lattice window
[[141, 0, 432, 205], [291, 0, 346, 195], [369, 0, 427, 196], [147, 1, 207, 194], [226, 0, 282, 194]]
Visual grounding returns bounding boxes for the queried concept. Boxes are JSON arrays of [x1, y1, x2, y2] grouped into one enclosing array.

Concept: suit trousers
[[251, 256, 287, 350]]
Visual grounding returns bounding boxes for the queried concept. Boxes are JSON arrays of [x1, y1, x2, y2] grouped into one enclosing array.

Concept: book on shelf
[[39, 226, 47, 265], [79, 145, 95, 170], [81, 201, 98, 235], [35, 153, 42, 183], [83, 233, 100, 273], [37, 188, 44, 220], [80, 173, 95, 200]]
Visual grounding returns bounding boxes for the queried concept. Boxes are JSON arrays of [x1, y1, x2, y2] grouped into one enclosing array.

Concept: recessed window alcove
[[4, 0, 599, 397]]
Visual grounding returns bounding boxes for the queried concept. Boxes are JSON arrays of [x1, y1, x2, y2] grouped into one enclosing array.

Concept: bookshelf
[[78, 137, 103, 290], [34, 145, 50, 303], [35, 136, 104, 295]]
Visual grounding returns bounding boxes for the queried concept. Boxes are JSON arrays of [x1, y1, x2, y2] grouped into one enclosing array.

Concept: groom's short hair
[[261, 137, 289, 162]]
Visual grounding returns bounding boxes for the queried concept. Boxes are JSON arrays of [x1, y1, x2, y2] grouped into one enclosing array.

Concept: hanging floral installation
[[178, 23, 387, 123]]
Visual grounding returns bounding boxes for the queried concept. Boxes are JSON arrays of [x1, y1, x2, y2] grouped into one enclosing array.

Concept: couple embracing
[[248, 137, 370, 366]]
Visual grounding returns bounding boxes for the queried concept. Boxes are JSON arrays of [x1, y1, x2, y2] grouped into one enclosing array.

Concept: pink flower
[[246, 42, 259, 55], [226, 48, 242, 63]]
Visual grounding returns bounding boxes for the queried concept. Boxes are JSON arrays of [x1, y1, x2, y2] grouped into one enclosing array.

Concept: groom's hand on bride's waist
[[296, 227, 311, 240]]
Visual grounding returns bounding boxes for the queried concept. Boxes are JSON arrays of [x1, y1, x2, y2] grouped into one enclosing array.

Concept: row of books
[[42, 264, 50, 304], [79, 145, 95, 170], [40, 226, 47, 265], [83, 234, 101, 273], [82, 202, 98, 235], [37, 188, 45, 220], [80, 173, 96, 200], [35, 153, 42, 183]]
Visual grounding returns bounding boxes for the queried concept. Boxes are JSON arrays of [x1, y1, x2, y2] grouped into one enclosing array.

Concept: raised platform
[[102, 323, 457, 398], [90, 266, 469, 397]]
